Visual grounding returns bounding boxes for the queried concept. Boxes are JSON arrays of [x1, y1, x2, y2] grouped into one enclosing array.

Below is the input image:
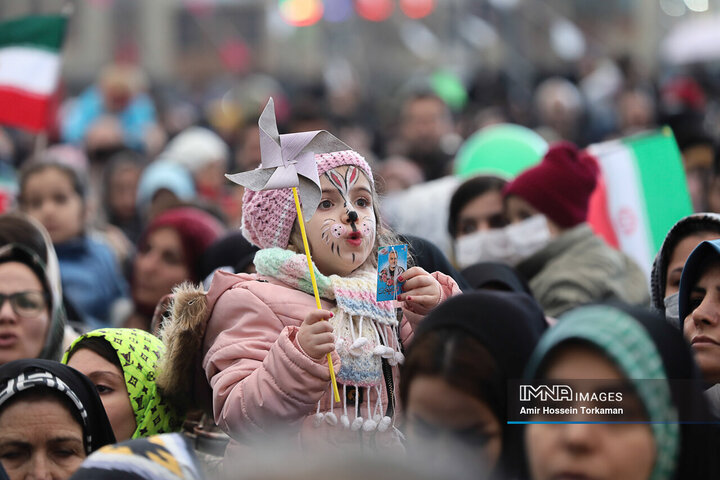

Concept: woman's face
[[666, 233, 720, 298], [0, 397, 86, 480], [525, 345, 656, 480], [0, 262, 49, 365], [306, 166, 376, 277], [683, 262, 720, 383], [22, 167, 84, 244], [133, 227, 190, 310], [405, 375, 502, 472], [66, 348, 136, 442], [455, 191, 506, 238]]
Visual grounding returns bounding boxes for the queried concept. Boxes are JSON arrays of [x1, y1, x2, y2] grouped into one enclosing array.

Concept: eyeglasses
[[0, 291, 47, 318]]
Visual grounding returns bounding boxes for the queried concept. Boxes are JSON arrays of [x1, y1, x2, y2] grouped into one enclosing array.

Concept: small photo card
[[377, 244, 408, 302]]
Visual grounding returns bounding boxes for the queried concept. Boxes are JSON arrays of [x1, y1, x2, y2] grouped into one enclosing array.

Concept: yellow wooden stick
[[292, 187, 341, 403]]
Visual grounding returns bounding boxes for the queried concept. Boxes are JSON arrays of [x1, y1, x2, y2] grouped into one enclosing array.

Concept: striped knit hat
[[241, 150, 374, 249]]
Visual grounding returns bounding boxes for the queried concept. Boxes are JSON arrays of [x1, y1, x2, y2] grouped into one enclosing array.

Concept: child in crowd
[[19, 160, 128, 328], [159, 148, 461, 453]]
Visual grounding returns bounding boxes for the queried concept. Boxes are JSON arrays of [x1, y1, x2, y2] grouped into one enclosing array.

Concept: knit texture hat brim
[[241, 150, 374, 250]]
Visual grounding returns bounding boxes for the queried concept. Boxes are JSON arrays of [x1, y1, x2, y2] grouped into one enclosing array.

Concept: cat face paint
[[308, 166, 376, 277]]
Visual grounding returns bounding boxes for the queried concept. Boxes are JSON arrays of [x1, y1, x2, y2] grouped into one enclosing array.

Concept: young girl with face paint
[[158, 149, 461, 453]]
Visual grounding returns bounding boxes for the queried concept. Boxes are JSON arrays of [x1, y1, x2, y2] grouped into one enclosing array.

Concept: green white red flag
[[0, 15, 67, 132], [587, 128, 693, 278]]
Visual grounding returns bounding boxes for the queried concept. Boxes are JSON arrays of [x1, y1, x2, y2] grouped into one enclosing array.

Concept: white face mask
[[663, 292, 680, 328], [455, 215, 552, 269]]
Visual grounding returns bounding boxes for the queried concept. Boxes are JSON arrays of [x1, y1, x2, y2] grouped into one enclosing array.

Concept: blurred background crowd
[[2, 1, 720, 479]]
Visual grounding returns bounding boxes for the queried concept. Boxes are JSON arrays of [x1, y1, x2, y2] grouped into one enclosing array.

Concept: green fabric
[[63, 328, 184, 439], [625, 128, 693, 253], [0, 15, 67, 51], [526, 305, 679, 480]]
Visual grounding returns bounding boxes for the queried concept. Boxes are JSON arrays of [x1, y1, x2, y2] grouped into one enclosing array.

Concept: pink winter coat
[[200, 269, 460, 450]]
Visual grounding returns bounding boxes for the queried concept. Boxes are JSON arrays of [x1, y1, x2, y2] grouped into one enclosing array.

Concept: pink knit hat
[[241, 150, 374, 249]]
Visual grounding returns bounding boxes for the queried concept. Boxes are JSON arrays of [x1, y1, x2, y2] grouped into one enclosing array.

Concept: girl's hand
[[397, 267, 442, 315], [297, 309, 335, 360]]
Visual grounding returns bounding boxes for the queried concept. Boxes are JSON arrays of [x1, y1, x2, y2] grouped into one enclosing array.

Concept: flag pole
[[293, 187, 341, 403]]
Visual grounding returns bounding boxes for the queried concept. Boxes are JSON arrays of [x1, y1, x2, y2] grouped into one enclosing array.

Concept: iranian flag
[[0, 15, 67, 132], [587, 128, 693, 279]]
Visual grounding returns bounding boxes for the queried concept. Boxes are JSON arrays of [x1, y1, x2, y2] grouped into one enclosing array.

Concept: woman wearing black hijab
[[400, 290, 546, 479], [0, 359, 115, 480], [199, 230, 259, 285], [461, 261, 532, 295]]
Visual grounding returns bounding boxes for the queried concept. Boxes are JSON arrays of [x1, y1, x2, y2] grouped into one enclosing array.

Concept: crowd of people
[[1, 57, 720, 480]]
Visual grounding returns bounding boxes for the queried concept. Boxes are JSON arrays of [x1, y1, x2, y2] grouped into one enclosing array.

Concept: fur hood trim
[[157, 281, 209, 411]]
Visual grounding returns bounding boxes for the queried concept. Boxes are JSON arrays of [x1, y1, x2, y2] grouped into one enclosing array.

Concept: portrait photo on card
[[377, 244, 408, 301]]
